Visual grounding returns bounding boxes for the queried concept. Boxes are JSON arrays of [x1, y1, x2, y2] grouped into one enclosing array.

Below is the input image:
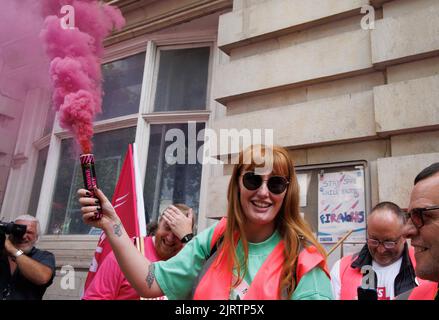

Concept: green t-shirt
[[154, 221, 333, 300]]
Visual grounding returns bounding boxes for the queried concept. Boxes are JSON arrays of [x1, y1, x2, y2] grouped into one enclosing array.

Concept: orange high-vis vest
[[193, 218, 329, 300], [408, 281, 438, 300], [339, 246, 419, 300]]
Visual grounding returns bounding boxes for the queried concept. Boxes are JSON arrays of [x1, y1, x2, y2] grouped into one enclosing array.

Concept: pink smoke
[[40, 0, 125, 153], [0, 1, 50, 99]]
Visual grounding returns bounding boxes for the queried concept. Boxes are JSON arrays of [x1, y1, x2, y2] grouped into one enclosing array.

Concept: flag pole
[[136, 235, 147, 300], [326, 230, 353, 257], [139, 236, 145, 256], [135, 236, 141, 251], [133, 143, 147, 299]]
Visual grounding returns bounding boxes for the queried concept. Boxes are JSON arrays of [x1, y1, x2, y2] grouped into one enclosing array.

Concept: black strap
[[209, 235, 224, 258]]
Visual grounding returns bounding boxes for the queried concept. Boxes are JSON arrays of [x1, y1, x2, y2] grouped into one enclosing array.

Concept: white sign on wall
[[317, 170, 366, 243], [297, 173, 311, 207]]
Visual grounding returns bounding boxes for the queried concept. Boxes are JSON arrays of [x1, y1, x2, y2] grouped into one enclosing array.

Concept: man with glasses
[[396, 163, 439, 300], [330, 202, 419, 300]]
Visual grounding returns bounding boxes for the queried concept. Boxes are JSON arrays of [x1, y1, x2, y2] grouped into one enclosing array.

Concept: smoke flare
[[40, 0, 125, 153]]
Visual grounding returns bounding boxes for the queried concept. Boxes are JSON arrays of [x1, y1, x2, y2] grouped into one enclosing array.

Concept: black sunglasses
[[406, 205, 439, 228], [241, 172, 289, 194]]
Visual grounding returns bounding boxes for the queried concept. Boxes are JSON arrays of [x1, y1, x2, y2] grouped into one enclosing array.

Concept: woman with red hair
[[78, 145, 332, 299]]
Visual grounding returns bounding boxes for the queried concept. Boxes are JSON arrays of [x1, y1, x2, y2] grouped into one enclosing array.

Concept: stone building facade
[[0, 0, 438, 299]]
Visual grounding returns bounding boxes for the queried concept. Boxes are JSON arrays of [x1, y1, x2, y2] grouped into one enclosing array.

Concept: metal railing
[[326, 230, 366, 258]]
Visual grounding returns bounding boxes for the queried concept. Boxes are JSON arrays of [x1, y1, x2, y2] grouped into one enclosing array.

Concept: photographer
[[0, 215, 55, 300]]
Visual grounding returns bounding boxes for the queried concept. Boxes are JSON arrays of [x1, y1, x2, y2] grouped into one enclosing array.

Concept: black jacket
[[350, 242, 417, 297]]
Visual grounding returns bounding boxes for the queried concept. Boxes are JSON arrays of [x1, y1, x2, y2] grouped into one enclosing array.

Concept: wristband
[[180, 233, 194, 243], [13, 249, 24, 259]]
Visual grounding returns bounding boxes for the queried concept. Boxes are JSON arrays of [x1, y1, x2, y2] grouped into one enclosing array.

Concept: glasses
[[367, 237, 401, 250], [406, 205, 439, 229], [241, 172, 289, 195]]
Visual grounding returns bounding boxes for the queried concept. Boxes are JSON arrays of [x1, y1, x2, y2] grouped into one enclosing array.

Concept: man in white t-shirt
[[330, 202, 419, 300]]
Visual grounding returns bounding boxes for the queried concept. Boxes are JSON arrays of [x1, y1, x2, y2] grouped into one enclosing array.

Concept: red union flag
[[83, 144, 144, 293]]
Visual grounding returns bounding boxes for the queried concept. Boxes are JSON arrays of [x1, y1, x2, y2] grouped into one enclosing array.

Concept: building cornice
[[104, 0, 232, 46]]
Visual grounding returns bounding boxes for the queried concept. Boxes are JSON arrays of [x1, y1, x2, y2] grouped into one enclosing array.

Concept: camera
[[0, 221, 27, 252]]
